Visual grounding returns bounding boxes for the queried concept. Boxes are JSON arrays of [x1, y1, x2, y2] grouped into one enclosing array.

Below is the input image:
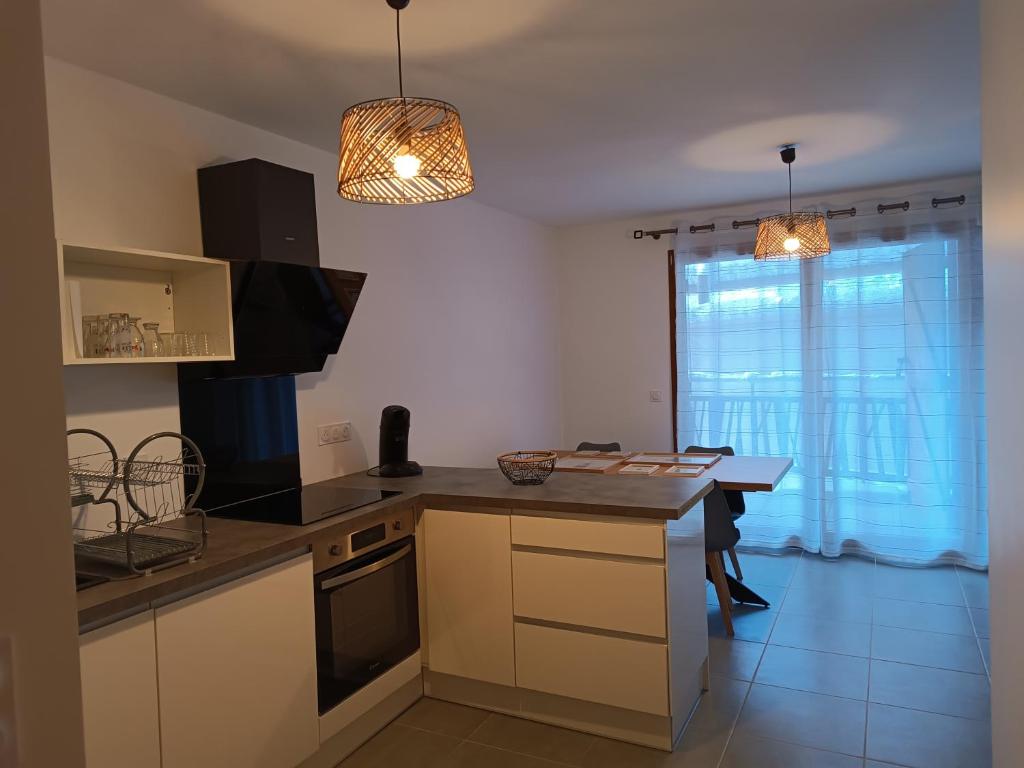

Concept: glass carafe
[[142, 322, 164, 357], [127, 317, 145, 358]]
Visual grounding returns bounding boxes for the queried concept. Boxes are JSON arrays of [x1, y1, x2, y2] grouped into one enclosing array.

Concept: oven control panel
[[312, 505, 414, 573]]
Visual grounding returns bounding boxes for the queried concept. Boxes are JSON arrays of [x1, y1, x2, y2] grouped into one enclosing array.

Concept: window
[[674, 222, 987, 566]]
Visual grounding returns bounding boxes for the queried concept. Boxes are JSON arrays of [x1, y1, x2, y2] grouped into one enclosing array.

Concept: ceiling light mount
[[753, 144, 830, 261], [337, 0, 474, 205]]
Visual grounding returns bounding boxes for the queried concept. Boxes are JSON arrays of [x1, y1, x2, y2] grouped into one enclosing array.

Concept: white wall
[[555, 175, 979, 453], [46, 58, 562, 480], [555, 222, 675, 452], [0, 6, 85, 767], [981, 0, 1023, 764]]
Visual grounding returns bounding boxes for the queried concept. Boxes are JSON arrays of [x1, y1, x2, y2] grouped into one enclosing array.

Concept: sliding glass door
[[674, 224, 987, 567]]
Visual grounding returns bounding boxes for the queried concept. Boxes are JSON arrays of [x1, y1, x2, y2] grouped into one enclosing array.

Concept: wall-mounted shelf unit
[[57, 241, 235, 365]]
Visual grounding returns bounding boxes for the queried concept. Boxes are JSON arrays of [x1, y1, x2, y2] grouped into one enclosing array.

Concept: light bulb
[[783, 236, 801, 253], [393, 152, 422, 179]]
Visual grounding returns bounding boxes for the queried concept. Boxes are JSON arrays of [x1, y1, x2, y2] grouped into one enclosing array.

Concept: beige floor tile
[[339, 723, 462, 768], [769, 613, 872, 657], [669, 726, 732, 768], [869, 659, 989, 721], [687, 674, 750, 734], [754, 645, 869, 700], [580, 736, 681, 768], [781, 586, 873, 624], [789, 556, 875, 592], [970, 607, 990, 639], [871, 625, 985, 674], [708, 605, 778, 643], [872, 565, 964, 606], [960, 580, 988, 609], [706, 581, 786, 608], [581, 729, 728, 768], [442, 741, 570, 768], [866, 703, 992, 768], [732, 684, 866, 757], [721, 733, 862, 767], [708, 636, 765, 681], [397, 698, 491, 738], [872, 597, 974, 636], [468, 713, 595, 766], [730, 551, 801, 588]]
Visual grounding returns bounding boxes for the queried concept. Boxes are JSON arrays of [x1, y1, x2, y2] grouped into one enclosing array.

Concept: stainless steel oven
[[313, 505, 419, 715]]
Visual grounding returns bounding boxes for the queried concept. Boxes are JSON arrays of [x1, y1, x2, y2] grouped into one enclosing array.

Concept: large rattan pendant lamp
[[337, 0, 474, 205], [754, 145, 830, 260]]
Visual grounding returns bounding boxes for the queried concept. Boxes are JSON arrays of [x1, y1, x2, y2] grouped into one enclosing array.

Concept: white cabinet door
[[155, 554, 318, 768], [423, 508, 515, 686], [79, 611, 161, 768]]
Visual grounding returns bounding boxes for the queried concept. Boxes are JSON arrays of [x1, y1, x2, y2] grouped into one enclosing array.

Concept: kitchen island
[[76, 466, 713, 765]]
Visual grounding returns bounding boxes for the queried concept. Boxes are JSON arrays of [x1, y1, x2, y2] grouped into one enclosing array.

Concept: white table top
[[699, 455, 793, 492]]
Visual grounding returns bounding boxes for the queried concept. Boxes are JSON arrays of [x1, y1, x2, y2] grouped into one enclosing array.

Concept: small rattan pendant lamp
[[754, 145, 830, 260], [337, 0, 474, 205]]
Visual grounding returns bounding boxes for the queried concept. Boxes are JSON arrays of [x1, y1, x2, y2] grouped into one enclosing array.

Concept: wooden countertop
[[76, 466, 713, 629]]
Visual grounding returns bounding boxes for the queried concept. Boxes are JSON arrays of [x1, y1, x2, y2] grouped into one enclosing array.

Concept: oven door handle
[[319, 543, 413, 591]]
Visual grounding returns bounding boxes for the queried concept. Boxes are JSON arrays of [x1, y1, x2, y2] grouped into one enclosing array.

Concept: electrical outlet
[[317, 425, 333, 446], [317, 422, 352, 446], [649, 390, 664, 403]]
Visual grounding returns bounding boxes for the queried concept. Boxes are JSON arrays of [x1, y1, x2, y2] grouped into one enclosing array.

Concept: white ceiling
[[41, 0, 980, 225]]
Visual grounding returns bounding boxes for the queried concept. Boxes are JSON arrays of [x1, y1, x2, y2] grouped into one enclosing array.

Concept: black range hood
[[186, 260, 365, 379], [180, 159, 378, 524], [192, 158, 366, 379]]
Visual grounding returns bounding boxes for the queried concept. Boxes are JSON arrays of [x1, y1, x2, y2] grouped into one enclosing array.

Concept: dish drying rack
[[68, 429, 208, 575]]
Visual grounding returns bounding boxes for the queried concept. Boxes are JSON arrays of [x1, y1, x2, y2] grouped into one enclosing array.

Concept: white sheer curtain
[[673, 194, 987, 567]]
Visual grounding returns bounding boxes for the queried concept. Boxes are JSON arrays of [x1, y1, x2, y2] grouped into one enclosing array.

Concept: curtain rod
[[632, 194, 970, 241]]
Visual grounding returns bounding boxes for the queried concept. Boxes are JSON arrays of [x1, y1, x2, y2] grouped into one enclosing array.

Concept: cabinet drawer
[[512, 550, 666, 637], [511, 514, 665, 559], [514, 622, 669, 716]]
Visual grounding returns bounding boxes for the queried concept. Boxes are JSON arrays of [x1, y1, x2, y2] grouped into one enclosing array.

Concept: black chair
[[703, 480, 741, 637], [576, 441, 622, 452], [686, 444, 745, 580]]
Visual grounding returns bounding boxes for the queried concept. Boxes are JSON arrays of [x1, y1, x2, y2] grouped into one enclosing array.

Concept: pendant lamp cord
[[788, 161, 793, 215], [396, 7, 404, 100]]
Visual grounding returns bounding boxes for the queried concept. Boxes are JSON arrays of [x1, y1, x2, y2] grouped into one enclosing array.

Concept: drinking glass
[[81, 316, 97, 358], [94, 316, 109, 357], [142, 322, 164, 357], [160, 332, 177, 356], [173, 332, 191, 357], [190, 332, 213, 356], [106, 313, 124, 357], [127, 317, 145, 358]]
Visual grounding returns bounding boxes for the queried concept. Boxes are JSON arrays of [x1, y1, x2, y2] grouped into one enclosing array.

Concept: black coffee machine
[[378, 405, 423, 477]]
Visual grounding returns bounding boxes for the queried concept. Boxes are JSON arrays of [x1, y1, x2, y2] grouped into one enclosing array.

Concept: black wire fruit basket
[[497, 451, 557, 486]]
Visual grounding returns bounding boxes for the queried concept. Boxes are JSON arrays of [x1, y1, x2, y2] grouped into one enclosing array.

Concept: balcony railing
[[682, 393, 910, 482]]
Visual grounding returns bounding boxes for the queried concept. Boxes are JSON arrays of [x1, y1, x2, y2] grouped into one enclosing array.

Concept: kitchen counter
[[77, 466, 713, 628]]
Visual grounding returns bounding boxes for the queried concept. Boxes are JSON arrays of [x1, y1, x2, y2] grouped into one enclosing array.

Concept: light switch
[[0, 636, 17, 767], [649, 390, 664, 403]]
